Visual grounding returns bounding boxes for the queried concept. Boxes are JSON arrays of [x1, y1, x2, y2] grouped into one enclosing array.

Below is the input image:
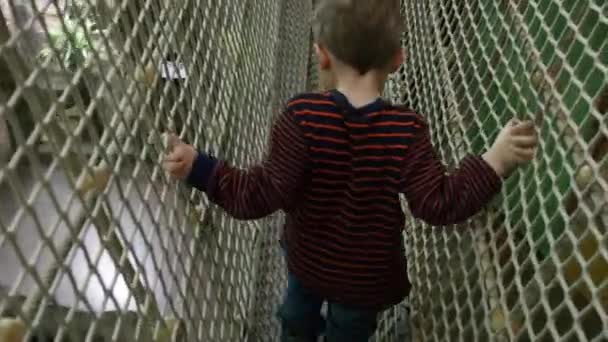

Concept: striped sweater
[[187, 90, 502, 310]]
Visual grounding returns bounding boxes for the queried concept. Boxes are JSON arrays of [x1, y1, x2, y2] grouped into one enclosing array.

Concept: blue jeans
[[276, 269, 379, 342]]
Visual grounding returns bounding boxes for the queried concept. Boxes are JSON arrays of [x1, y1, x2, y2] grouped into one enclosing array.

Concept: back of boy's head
[[312, 0, 403, 75]]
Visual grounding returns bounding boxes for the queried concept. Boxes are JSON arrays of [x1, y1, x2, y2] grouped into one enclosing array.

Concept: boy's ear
[[314, 43, 332, 70], [391, 48, 405, 73]]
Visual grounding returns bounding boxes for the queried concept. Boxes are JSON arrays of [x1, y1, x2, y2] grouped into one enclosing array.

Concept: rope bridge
[[0, 0, 605, 341]]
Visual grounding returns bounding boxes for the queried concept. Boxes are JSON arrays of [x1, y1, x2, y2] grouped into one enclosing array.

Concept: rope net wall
[[0, 0, 310, 340], [386, 0, 607, 341], [0, 0, 605, 342]]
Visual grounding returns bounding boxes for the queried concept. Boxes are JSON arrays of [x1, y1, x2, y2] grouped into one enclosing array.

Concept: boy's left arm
[[186, 109, 308, 220]]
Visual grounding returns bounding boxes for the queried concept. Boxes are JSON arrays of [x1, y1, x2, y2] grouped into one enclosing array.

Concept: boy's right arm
[[402, 118, 537, 226]]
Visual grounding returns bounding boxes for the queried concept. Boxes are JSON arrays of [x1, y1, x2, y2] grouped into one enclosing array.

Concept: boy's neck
[[334, 69, 386, 108]]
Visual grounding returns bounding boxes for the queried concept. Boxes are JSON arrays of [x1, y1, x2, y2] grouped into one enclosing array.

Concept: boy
[[163, 0, 538, 341]]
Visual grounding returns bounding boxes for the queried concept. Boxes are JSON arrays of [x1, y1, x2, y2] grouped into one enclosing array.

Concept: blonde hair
[[312, 0, 403, 74]]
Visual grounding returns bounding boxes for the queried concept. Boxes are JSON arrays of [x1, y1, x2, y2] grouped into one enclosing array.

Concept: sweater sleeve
[[186, 109, 309, 220], [402, 119, 502, 226]]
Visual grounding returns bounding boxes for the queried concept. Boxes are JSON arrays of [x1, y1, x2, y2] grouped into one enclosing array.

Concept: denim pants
[[276, 250, 379, 341]]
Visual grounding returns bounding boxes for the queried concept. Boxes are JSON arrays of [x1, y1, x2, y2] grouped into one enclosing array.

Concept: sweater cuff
[[472, 155, 503, 194], [186, 152, 219, 192]]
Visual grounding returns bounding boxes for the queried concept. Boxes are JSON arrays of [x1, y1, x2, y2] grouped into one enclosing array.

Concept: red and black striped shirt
[[187, 90, 502, 310]]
